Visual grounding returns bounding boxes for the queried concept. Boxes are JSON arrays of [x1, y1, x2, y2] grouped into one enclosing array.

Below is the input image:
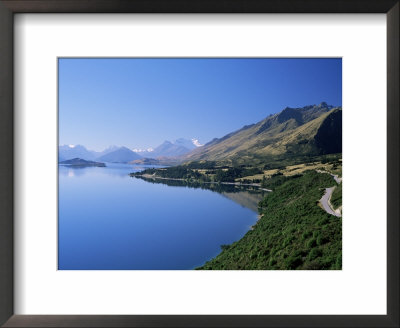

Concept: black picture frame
[[0, 1, 398, 327]]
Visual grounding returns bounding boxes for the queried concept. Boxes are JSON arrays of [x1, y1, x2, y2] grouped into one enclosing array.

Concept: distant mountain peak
[[60, 144, 85, 149], [141, 138, 201, 159], [174, 138, 202, 149], [59, 144, 97, 161], [191, 138, 203, 147], [97, 146, 141, 163]]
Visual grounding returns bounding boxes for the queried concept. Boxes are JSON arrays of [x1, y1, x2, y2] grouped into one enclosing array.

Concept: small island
[[59, 158, 106, 167]]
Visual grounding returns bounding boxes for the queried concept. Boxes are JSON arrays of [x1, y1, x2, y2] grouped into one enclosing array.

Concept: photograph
[[58, 58, 342, 270]]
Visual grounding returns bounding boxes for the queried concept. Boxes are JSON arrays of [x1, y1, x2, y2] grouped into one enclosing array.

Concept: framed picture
[[0, 0, 398, 327]]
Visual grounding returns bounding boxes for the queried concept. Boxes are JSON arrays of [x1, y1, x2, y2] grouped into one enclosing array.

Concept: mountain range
[[96, 147, 142, 163], [59, 138, 202, 163], [134, 138, 202, 158], [60, 103, 341, 165], [183, 102, 342, 166], [58, 144, 97, 162]]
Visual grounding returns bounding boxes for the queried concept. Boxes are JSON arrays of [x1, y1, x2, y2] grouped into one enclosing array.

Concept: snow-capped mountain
[[59, 138, 203, 162], [132, 147, 154, 153], [174, 138, 200, 150], [142, 138, 203, 158], [59, 144, 97, 161], [191, 139, 203, 147]]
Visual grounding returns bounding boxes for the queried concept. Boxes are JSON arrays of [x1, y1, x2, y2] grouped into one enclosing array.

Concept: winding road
[[317, 170, 342, 217]]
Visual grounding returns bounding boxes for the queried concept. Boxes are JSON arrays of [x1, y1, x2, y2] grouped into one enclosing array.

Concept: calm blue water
[[58, 163, 262, 270]]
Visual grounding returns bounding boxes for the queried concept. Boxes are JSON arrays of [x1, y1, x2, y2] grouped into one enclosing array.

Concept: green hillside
[[184, 103, 342, 166], [130, 102, 342, 270], [198, 171, 342, 270]]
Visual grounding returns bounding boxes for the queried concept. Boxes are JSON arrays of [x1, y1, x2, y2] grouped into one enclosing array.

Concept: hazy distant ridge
[[59, 138, 202, 163]]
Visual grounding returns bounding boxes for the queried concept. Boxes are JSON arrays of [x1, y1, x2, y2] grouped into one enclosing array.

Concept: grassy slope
[[198, 171, 342, 270], [185, 108, 341, 166]]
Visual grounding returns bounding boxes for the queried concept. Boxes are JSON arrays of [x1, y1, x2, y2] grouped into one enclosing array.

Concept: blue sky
[[59, 58, 342, 151]]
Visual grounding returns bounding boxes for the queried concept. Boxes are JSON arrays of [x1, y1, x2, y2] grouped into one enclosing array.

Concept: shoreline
[[136, 174, 272, 191], [136, 172, 267, 266]]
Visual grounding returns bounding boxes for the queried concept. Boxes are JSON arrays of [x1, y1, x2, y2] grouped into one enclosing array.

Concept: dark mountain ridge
[[183, 103, 341, 165]]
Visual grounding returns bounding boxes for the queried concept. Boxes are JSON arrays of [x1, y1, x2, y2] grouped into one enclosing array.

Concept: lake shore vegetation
[[130, 157, 342, 270]]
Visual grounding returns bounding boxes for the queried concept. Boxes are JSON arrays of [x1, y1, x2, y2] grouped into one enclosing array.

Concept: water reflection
[[59, 163, 267, 212], [133, 176, 267, 213], [59, 163, 165, 178], [58, 163, 266, 269]]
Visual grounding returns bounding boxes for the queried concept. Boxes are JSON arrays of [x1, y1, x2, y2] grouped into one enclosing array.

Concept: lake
[[58, 163, 266, 270]]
